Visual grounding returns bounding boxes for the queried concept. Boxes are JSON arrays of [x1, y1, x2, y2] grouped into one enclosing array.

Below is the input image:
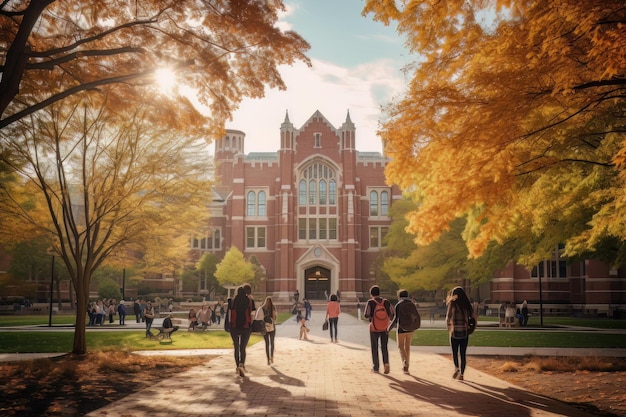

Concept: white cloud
[[228, 57, 407, 154]]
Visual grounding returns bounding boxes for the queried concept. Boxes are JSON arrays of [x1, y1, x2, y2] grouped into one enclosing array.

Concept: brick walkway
[[85, 309, 595, 417]]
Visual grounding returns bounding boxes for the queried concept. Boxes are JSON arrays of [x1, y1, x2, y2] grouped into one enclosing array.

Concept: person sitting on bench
[[161, 314, 179, 339]]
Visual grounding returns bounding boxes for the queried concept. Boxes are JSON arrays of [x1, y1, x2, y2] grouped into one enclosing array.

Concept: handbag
[[322, 320, 329, 331], [251, 319, 266, 335]]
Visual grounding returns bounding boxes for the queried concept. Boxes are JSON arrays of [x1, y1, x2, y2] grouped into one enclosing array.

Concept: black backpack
[[398, 299, 421, 332]]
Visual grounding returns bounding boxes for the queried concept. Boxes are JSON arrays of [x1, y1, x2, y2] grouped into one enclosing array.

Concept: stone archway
[[304, 266, 331, 300]]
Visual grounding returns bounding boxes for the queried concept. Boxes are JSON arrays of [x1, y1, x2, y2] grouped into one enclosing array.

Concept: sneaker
[[452, 368, 460, 379], [238, 365, 245, 377], [384, 363, 390, 374], [458, 374, 464, 381]]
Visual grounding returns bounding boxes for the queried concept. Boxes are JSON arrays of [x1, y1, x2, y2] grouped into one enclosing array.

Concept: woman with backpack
[[445, 286, 477, 381], [229, 284, 256, 377], [388, 289, 420, 374]]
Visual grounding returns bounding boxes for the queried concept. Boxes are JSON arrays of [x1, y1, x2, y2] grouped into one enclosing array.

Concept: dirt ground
[[0, 353, 625, 416], [468, 356, 626, 417]]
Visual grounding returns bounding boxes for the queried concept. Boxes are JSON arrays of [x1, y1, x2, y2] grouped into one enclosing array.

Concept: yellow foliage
[[365, 0, 626, 261]]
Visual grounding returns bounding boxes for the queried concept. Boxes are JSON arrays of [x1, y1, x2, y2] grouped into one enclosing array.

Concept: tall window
[[369, 188, 391, 217], [314, 132, 321, 148], [297, 160, 338, 241], [246, 189, 267, 217]]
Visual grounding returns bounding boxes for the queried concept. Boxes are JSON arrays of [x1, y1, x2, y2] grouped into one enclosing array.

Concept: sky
[[225, 0, 413, 154]]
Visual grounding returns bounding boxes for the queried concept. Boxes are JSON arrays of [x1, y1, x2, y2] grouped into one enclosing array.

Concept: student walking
[[388, 290, 420, 374], [325, 294, 341, 343], [117, 300, 127, 325], [144, 301, 155, 338], [364, 285, 394, 374], [229, 284, 256, 377], [255, 296, 277, 365], [445, 286, 476, 381]]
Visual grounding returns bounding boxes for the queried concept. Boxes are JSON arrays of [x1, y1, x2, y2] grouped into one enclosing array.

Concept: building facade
[[192, 110, 401, 302]]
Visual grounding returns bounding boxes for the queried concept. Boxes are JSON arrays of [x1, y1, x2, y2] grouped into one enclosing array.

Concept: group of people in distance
[[223, 283, 477, 381]]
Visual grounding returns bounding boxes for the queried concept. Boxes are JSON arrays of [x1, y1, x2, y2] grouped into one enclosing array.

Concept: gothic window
[[246, 189, 268, 217], [297, 160, 338, 242], [369, 188, 391, 218]]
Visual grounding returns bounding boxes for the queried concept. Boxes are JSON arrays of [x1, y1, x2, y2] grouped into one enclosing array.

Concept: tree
[[363, 1, 626, 266], [196, 252, 221, 298], [0, 1, 310, 131], [214, 247, 255, 288], [98, 277, 122, 300], [0, 93, 212, 354]]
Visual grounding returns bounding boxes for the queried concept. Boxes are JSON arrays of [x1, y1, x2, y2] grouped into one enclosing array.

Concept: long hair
[[262, 296, 274, 312], [446, 286, 473, 316]]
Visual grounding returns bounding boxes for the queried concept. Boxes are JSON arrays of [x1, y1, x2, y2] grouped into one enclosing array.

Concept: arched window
[[381, 191, 389, 216], [247, 191, 256, 216], [297, 160, 338, 242], [258, 191, 266, 216], [370, 191, 378, 216], [309, 180, 316, 205], [299, 180, 306, 205], [319, 180, 327, 205]]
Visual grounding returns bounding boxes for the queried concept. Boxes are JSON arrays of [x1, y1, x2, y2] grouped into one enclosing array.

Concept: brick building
[[192, 110, 401, 302]]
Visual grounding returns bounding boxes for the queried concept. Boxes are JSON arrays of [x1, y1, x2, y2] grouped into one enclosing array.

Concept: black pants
[[230, 328, 252, 367], [328, 317, 338, 341], [369, 331, 389, 371], [263, 330, 276, 359], [450, 336, 469, 374]]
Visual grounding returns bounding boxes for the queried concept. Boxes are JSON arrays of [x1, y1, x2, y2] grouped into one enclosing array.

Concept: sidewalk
[[83, 309, 598, 417]]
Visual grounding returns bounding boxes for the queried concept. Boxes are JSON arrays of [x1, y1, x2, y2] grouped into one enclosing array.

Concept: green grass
[[0, 330, 262, 353], [406, 329, 626, 348], [0, 314, 77, 326]]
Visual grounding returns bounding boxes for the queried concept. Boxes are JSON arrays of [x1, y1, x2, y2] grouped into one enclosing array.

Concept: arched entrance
[[304, 266, 331, 300]]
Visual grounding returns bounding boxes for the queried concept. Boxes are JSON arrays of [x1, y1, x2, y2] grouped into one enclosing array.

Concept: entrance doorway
[[304, 266, 331, 300]]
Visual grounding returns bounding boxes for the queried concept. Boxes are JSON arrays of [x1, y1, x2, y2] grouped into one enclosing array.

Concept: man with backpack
[[388, 289, 421, 374], [363, 285, 394, 374]]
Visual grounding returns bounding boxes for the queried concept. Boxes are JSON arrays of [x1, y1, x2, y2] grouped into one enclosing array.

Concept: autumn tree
[[215, 247, 255, 288], [0, 1, 310, 132], [363, 1, 626, 266], [0, 92, 212, 354]]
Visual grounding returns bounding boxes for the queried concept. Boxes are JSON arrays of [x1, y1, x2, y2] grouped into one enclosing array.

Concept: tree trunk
[[72, 286, 88, 354]]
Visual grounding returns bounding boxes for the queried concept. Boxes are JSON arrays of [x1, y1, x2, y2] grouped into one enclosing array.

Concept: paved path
[[78, 309, 603, 417]]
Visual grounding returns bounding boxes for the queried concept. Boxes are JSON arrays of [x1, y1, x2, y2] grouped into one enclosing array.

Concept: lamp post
[[48, 255, 55, 327]]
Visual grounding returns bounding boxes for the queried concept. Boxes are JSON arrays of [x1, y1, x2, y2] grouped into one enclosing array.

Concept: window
[[299, 180, 306, 205], [297, 160, 338, 242], [191, 229, 221, 251], [370, 191, 378, 216], [370, 226, 389, 248], [246, 227, 266, 248], [247, 191, 256, 216], [314, 132, 321, 148], [369, 188, 391, 217], [531, 245, 567, 278], [246, 189, 268, 217], [258, 191, 266, 216]]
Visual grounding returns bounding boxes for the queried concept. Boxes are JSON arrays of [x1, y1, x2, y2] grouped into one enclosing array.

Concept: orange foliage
[[364, 0, 626, 261]]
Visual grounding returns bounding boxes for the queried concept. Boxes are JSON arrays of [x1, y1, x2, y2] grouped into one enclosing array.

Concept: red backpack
[[371, 298, 389, 331]]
